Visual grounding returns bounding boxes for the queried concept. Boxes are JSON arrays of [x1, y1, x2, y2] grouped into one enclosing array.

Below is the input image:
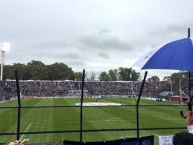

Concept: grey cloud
[[165, 26, 186, 34], [1, 0, 193, 72], [98, 52, 110, 59], [80, 31, 133, 51], [164, 25, 193, 37], [147, 24, 193, 39], [65, 59, 86, 67], [42, 52, 85, 68], [35, 41, 67, 49], [37, 51, 82, 61], [62, 53, 82, 59], [132, 25, 191, 51], [99, 29, 112, 35]]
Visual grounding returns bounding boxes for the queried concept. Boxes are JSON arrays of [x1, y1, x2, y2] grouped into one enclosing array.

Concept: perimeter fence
[[0, 71, 190, 144]]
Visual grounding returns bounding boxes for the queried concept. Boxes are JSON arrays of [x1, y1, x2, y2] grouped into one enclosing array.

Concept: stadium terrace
[[1, 80, 173, 99]]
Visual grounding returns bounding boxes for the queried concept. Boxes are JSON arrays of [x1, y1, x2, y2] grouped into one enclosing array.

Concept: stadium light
[[0, 42, 10, 81]]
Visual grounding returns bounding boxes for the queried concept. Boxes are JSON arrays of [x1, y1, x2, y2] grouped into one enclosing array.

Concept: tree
[[86, 71, 97, 81], [108, 69, 118, 81], [4, 63, 29, 80], [74, 72, 82, 81], [170, 71, 188, 94], [99, 72, 110, 81], [130, 69, 140, 81], [14, 63, 31, 80], [118, 67, 140, 81], [163, 76, 171, 81], [3, 60, 140, 81], [47, 63, 75, 80], [148, 76, 160, 82], [27, 60, 49, 80], [3, 65, 15, 80], [99, 67, 140, 81]]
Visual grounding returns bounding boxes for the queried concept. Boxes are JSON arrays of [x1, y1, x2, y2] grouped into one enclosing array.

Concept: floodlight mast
[[0, 42, 10, 81], [1, 51, 5, 81]]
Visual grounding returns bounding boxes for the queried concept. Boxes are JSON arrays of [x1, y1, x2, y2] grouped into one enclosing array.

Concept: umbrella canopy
[[133, 34, 193, 115], [133, 37, 193, 71]]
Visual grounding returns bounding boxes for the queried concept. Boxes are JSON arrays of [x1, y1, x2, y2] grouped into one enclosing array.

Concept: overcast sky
[[0, 0, 193, 74]]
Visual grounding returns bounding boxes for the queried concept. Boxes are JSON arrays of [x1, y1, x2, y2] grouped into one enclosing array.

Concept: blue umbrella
[[133, 37, 193, 71], [133, 28, 193, 117]]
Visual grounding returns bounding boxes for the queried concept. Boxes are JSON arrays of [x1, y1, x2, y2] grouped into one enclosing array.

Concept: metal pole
[[188, 28, 190, 37], [80, 69, 85, 142], [179, 28, 192, 117], [0, 51, 5, 81], [188, 28, 192, 111], [170, 80, 173, 95], [188, 72, 192, 111], [136, 71, 148, 138], [15, 70, 21, 140], [179, 80, 182, 96]]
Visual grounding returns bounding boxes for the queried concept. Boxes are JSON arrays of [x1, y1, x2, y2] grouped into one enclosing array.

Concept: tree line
[[99, 67, 140, 81], [4, 60, 191, 90], [3, 60, 140, 81], [3, 60, 193, 95]]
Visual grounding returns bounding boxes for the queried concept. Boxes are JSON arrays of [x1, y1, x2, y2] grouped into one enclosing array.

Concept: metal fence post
[[80, 69, 85, 142], [15, 70, 21, 140], [136, 71, 148, 138]]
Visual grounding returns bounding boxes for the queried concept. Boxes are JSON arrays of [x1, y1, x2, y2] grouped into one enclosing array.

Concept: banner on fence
[[159, 135, 173, 145]]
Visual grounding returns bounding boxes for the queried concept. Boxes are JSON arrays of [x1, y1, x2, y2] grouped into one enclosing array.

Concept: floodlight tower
[[0, 42, 10, 81]]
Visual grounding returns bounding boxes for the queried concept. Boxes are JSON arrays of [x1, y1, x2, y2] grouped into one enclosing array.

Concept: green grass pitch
[[0, 97, 187, 144]]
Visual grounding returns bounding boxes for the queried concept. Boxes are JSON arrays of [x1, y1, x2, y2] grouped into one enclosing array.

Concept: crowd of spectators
[[0, 80, 174, 100]]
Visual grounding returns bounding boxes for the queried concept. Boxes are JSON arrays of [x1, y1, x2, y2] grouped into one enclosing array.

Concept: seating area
[[0, 80, 172, 99]]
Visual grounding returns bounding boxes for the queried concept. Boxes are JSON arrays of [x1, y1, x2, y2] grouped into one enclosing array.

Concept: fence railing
[[0, 70, 189, 144]]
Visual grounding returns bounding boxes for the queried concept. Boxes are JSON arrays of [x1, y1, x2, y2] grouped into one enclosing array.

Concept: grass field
[[0, 97, 188, 144]]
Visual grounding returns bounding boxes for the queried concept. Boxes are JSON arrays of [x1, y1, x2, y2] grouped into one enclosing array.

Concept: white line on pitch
[[20, 123, 31, 140], [105, 118, 121, 121]]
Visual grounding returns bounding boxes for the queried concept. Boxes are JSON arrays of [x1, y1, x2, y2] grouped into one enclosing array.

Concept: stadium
[[1, 0, 193, 144], [0, 78, 189, 145]]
